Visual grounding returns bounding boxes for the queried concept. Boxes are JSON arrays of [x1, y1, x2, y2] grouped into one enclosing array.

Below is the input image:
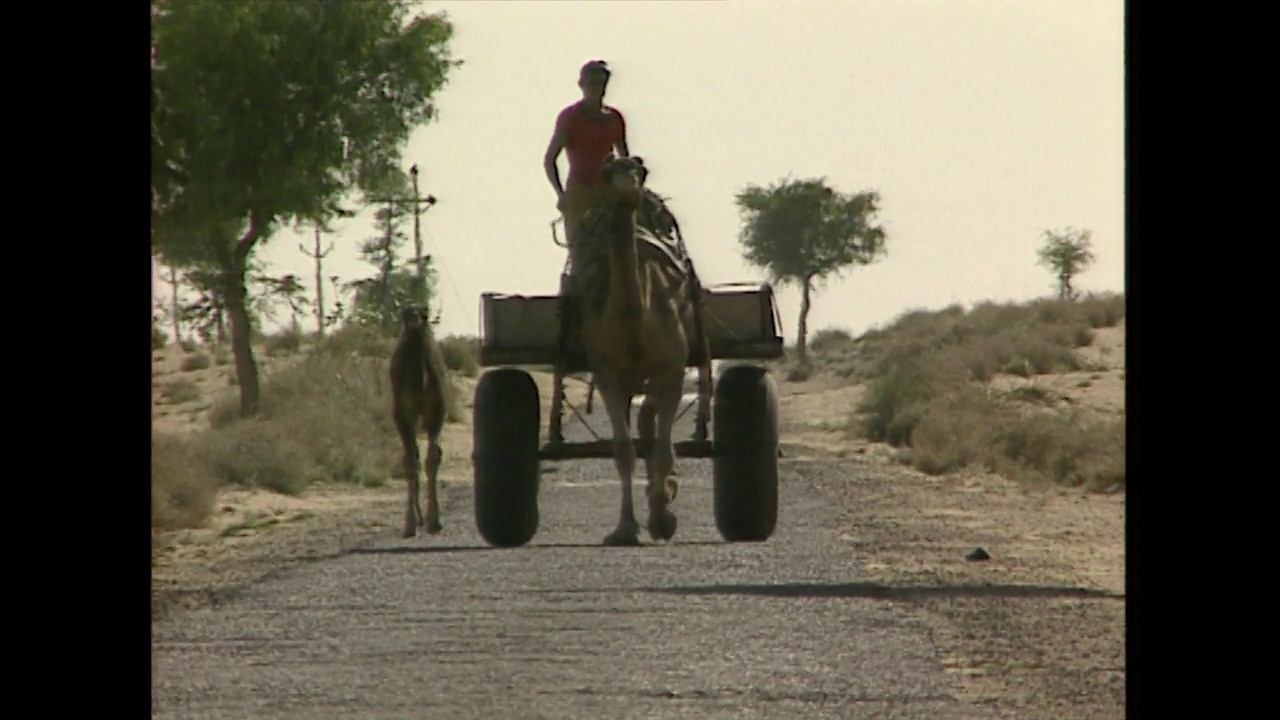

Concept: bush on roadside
[[844, 294, 1126, 492], [152, 432, 219, 530]]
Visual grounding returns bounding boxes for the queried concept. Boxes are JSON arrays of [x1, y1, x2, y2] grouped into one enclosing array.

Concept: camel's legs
[[395, 415, 423, 538], [645, 367, 685, 541], [423, 437, 443, 534], [596, 373, 640, 546], [637, 395, 657, 484]]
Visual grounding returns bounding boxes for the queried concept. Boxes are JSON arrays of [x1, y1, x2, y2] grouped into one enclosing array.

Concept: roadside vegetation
[[772, 292, 1125, 492], [151, 324, 482, 535]]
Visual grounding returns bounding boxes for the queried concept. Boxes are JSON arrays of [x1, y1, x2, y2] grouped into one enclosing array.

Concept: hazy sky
[[155, 0, 1125, 343]]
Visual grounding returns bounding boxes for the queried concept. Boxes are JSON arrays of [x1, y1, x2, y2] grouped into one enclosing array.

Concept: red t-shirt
[[555, 101, 626, 187]]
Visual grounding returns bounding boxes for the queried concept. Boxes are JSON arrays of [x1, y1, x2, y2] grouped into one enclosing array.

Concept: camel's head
[[601, 155, 648, 201], [399, 305, 430, 332]]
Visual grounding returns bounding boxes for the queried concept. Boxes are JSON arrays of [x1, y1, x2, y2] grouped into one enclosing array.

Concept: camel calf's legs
[[395, 415, 424, 538], [423, 439, 443, 534]]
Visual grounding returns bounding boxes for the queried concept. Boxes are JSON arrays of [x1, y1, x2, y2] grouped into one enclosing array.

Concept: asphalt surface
[[152, 387, 1007, 719]]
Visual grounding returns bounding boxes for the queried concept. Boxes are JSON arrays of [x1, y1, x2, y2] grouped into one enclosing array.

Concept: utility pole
[[298, 224, 335, 337], [372, 164, 437, 308], [409, 164, 431, 307]]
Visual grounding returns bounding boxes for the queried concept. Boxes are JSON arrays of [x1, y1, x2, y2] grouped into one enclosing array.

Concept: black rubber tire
[[473, 368, 541, 548], [712, 364, 780, 542]]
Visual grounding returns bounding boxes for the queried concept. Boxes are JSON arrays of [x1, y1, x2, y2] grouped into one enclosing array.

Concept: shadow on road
[[635, 581, 1124, 601], [346, 540, 725, 555]]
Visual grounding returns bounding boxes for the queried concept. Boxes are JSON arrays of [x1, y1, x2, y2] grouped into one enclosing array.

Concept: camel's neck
[[399, 328, 443, 386], [606, 203, 644, 325]]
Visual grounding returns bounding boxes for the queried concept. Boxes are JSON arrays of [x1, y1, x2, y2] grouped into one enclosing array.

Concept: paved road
[[152, 386, 1006, 719]]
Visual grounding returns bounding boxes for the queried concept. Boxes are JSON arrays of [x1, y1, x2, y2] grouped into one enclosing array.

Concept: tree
[[294, 200, 356, 338], [343, 197, 440, 333], [153, 260, 185, 345], [735, 177, 887, 363], [181, 253, 270, 347], [1035, 227, 1096, 301], [151, 0, 460, 417], [325, 274, 349, 331], [254, 273, 312, 335]]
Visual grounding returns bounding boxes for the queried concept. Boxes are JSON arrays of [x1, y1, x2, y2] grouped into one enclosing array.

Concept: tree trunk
[[381, 214, 394, 327], [167, 265, 182, 343], [796, 274, 814, 364], [212, 222, 263, 418], [313, 226, 326, 337], [213, 293, 227, 345]]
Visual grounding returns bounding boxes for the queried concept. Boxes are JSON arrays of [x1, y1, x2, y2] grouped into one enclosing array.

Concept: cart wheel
[[473, 368, 541, 547], [712, 363, 779, 542]]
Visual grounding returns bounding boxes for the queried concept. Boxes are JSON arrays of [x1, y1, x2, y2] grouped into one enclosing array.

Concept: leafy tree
[[154, 260, 185, 344], [254, 273, 312, 334], [735, 177, 887, 363], [296, 207, 354, 338], [180, 254, 270, 347], [325, 274, 349, 331], [343, 197, 440, 333], [1035, 227, 1096, 301], [151, 0, 460, 417]]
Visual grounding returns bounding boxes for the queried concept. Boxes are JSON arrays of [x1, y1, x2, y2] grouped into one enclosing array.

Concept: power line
[[419, 221, 475, 336]]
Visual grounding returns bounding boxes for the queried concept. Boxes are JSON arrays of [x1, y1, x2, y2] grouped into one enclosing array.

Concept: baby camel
[[390, 305, 447, 538]]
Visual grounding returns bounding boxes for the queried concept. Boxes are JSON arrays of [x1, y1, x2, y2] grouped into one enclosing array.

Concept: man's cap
[[580, 60, 611, 79]]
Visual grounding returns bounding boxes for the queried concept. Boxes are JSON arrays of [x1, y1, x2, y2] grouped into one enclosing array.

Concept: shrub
[[840, 294, 1125, 492], [439, 334, 480, 377], [161, 378, 201, 405], [199, 351, 403, 494], [181, 353, 212, 372], [152, 432, 219, 530]]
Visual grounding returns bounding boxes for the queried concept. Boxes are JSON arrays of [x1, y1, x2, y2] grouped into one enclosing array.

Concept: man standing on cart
[[543, 59, 630, 251], [541, 59, 631, 444]]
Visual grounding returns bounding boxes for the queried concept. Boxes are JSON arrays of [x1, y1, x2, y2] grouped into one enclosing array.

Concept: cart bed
[[477, 281, 785, 371]]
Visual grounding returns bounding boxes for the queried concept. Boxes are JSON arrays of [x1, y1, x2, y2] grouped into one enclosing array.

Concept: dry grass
[[906, 386, 1125, 492], [794, 292, 1125, 491], [262, 326, 304, 357], [438, 334, 480, 377], [151, 323, 482, 531], [161, 378, 202, 405], [152, 432, 221, 532], [180, 352, 212, 372]]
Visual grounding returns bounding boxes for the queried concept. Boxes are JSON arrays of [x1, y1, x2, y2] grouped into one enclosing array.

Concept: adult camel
[[570, 155, 707, 546]]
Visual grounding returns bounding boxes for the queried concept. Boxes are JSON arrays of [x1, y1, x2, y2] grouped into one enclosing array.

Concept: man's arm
[[544, 129, 567, 200], [613, 111, 629, 158]]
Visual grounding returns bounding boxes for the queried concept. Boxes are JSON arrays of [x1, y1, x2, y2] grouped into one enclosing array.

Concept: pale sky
[[154, 0, 1125, 343]]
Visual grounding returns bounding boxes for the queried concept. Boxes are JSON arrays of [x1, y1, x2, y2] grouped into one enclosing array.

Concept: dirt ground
[[152, 324, 1124, 718]]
